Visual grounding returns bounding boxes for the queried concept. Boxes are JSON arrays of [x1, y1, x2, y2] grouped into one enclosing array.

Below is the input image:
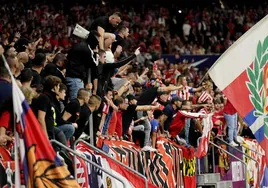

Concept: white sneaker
[[229, 141, 238, 147], [79, 132, 90, 140], [176, 136, 187, 146], [141, 146, 157, 152], [236, 136, 244, 144]]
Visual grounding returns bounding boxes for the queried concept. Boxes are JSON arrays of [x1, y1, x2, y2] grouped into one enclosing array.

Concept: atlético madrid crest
[[246, 37, 268, 117]]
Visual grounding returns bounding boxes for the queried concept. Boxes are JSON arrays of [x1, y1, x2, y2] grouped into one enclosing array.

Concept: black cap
[[32, 53, 46, 67], [171, 96, 183, 104]]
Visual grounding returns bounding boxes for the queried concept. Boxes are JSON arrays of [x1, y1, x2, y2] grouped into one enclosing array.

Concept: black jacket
[[66, 41, 98, 83], [97, 54, 136, 97]]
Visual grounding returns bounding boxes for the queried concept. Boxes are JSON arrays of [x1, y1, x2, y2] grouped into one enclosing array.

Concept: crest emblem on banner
[[246, 37, 268, 119]]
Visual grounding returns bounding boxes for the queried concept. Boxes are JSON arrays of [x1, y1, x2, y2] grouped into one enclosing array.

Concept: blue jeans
[[224, 113, 237, 143], [57, 124, 75, 141], [66, 77, 84, 100], [184, 118, 191, 145]]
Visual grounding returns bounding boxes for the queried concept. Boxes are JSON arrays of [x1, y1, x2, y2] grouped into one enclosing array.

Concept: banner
[[242, 138, 266, 188], [76, 142, 157, 188], [101, 138, 196, 188]]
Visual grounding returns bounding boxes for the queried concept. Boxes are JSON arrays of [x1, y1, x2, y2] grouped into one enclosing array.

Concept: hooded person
[[66, 30, 100, 99]]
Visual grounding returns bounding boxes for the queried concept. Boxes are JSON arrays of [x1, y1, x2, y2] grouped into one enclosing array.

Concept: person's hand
[[0, 45, 4, 56], [144, 67, 149, 74], [0, 135, 12, 146], [152, 104, 161, 110], [200, 114, 208, 118], [115, 45, 122, 54], [85, 83, 93, 90], [72, 123, 78, 129], [134, 47, 140, 56], [140, 116, 148, 121]]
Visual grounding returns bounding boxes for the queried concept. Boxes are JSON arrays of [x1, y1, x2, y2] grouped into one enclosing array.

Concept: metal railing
[[73, 139, 149, 188], [50, 140, 128, 188], [209, 141, 249, 188], [215, 137, 260, 188], [176, 148, 183, 188]]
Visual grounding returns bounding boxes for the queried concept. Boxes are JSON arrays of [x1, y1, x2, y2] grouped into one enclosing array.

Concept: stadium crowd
[[0, 0, 258, 177]]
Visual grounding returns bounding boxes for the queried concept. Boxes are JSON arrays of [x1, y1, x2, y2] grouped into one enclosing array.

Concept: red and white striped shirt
[[198, 91, 213, 103], [102, 102, 110, 114], [177, 86, 194, 100]]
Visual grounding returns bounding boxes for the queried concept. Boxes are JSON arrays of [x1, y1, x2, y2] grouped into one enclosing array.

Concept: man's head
[[98, 49, 106, 64], [158, 91, 169, 103], [133, 82, 142, 95], [114, 96, 127, 110], [5, 46, 17, 57], [118, 26, 129, 38], [32, 53, 46, 68], [153, 110, 164, 122], [105, 87, 113, 100], [58, 83, 67, 101], [127, 72, 137, 84], [181, 100, 192, 112], [43, 75, 62, 93], [7, 55, 19, 75], [77, 88, 90, 104], [109, 12, 122, 27], [20, 68, 33, 84], [171, 96, 183, 109], [126, 94, 137, 105], [17, 52, 29, 64], [53, 53, 67, 69], [88, 94, 102, 111]]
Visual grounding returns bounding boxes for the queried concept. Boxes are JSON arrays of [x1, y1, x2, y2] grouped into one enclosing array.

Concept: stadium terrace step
[[197, 173, 233, 188], [197, 173, 221, 184]]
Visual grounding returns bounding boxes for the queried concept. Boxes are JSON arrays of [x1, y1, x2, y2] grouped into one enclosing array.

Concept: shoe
[[236, 136, 244, 144], [229, 141, 238, 147], [141, 146, 157, 152], [176, 136, 187, 146], [79, 132, 90, 140]]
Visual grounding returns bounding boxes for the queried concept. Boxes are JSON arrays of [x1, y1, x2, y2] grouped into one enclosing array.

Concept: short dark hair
[[32, 53, 46, 67], [118, 25, 128, 33], [43, 75, 62, 92], [114, 96, 124, 106], [153, 110, 163, 119], [53, 53, 66, 65], [59, 83, 67, 92], [20, 68, 32, 83], [105, 87, 113, 94]]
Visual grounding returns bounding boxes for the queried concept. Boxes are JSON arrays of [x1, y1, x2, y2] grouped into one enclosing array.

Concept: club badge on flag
[[2, 55, 79, 187], [208, 15, 268, 187]]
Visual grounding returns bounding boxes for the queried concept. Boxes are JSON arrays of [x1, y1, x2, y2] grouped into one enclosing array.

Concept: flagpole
[[1, 54, 21, 187]]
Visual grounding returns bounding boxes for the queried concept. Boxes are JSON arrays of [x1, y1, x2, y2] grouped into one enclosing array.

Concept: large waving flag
[[208, 15, 268, 187], [2, 55, 79, 187]]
